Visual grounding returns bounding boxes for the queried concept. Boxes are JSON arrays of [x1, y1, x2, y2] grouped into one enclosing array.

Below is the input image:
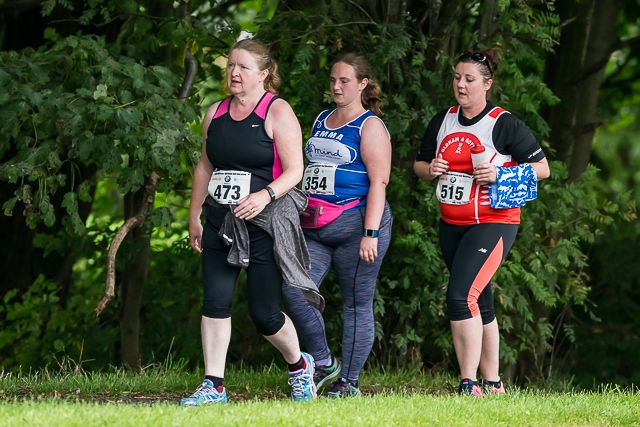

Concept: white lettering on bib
[[302, 164, 337, 195], [208, 170, 251, 205], [436, 172, 473, 205]]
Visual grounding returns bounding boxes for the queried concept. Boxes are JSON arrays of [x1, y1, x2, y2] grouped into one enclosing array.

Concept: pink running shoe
[[482, 379, 506, 394]]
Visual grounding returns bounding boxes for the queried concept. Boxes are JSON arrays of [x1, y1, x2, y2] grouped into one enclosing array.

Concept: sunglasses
[[459, 52, 493, 78]]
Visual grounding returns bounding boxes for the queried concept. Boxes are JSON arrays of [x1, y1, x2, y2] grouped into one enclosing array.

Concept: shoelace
[[190, 383, 214, 398], [288, 373, 312, 397]]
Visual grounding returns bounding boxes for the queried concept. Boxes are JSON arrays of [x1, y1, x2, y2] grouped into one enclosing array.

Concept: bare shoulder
[[268, 97, 295, 118], [362, 115, 390, 139]]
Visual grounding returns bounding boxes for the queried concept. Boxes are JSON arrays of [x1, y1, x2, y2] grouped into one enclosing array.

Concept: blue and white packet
[[488, 163, 538, 209]]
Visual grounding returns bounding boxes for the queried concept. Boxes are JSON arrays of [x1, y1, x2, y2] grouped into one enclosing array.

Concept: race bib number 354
[[436, 172, 473, 205], [208, 170, 251, 205], [302, 164, 337, 195]]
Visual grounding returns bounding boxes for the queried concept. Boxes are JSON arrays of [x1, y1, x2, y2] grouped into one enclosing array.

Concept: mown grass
[[1, 363, 639, 426]]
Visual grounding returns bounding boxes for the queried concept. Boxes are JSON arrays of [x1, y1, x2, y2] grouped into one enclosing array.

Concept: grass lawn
[[1, 364, 638, 426]]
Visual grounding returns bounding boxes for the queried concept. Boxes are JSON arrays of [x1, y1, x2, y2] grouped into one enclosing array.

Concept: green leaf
[[150, 206, 172, 232]]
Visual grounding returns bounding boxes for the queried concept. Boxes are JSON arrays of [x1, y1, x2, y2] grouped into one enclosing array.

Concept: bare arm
[[234, 98, 303, 219], [529, 157, 550, 180], [188, 102, 219, 252], [359, 117, 391, 264]]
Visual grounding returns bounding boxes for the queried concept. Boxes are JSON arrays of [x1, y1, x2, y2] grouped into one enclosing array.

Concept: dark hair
[[333, 53, 383, 116], [229, 39, 281, 94], [458, 48, 499, 81]]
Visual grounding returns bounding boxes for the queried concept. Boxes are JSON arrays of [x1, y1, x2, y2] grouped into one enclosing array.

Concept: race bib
[[302, 164, 337, 195], [208, 170, 251, 205], [436, 172, 473, 205]]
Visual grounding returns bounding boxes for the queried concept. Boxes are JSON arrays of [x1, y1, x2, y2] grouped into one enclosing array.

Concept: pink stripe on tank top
[[255, 92, 275, 119], [213, 97, 231, 119], [257, 92, 282, 179], [272, 140, 283, 179]]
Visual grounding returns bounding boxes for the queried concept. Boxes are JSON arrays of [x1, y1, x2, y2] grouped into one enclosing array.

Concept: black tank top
[[205, 92, 282, 194]]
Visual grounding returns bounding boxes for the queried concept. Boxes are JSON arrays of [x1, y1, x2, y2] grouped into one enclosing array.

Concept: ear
[[260, 69, 269, 82], [359, 77, 369, 90], [485, 78, 493, 91]]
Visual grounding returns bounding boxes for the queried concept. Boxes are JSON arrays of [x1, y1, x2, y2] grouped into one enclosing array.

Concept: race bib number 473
[[436, 172, 473, 205], [208, 170, 251, 205]]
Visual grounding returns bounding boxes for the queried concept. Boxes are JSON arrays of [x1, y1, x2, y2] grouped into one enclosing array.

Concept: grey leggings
[[283, 202, 392, 383]]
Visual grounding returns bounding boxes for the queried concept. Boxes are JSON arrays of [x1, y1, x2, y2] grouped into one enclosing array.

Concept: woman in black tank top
[[181, 39, 316, 405]]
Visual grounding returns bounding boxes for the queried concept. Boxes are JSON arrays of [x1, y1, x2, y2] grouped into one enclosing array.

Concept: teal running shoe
[[179, 379, 228, 406], [288, 352, 317, 401], [314, 356, 341, 390], [326, 378, 360, 398]]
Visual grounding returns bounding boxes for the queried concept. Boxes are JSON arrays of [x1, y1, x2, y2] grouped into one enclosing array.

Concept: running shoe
[[482, 379, 506, 394], [458, 378, 482, 396], [326, 378, 360, 398], [179, 379, 228, 406], [314, 356, 341, 390], [288, 352, 317, 401]]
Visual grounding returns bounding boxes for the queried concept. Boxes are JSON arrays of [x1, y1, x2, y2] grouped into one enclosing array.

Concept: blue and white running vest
[[304, 109, 388, 208]]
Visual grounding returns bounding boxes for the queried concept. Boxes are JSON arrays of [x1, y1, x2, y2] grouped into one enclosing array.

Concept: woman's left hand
[[359, 237, 378, 264], [473, 164, 497, 185], [234, 189, 271, 220]]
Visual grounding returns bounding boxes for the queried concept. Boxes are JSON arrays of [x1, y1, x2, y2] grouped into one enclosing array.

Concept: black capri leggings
[[200, 207, 285, 336], [439, 220, 518, 324]]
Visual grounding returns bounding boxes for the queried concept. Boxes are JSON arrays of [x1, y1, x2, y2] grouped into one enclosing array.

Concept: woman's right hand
[[189, 221, 204, 253], [429, 155, 449, 177]]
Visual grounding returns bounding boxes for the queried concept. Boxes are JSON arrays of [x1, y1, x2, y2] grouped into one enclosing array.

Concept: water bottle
[[471, 145, 487, 169]]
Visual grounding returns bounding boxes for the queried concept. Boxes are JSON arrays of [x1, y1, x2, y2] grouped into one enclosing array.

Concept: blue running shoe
[[179, 379, 228, 406], [314, 356, 341, 390], [288, 352, 317, 401], [458, 378, 482, 397]]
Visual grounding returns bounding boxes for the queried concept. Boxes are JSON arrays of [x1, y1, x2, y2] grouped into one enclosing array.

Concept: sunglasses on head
[[459, 51, 493, 78]]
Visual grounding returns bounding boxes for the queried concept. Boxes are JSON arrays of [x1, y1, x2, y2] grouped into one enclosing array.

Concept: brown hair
[[334, 53, 383, 116], [229, 39, 281, 94], [457, 48, 499, 82]]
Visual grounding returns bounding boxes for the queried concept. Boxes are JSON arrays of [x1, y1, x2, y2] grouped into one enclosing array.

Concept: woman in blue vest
[[284, 53, 393, 398]]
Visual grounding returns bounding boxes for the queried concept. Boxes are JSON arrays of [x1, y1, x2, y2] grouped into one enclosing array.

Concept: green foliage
[[0, 275, 117, 369], [0, 35, 200, 234]]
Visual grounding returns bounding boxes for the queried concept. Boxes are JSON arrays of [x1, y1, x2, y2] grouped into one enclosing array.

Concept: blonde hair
[[334, 53, 383, 116], [229, 39, 281, 94]]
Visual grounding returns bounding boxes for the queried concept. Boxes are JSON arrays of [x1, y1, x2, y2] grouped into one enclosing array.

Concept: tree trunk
[[478, 0, 498, 44], [544, 0, 622, 181], [118, 181, 155, 370]]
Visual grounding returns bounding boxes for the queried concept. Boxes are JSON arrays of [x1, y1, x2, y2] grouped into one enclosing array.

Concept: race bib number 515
[[208, 170, 251, 205], [436, 172, 473, 205]]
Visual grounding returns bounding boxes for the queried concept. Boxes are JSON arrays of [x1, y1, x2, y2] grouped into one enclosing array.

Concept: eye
[[241, 65, 249, 70]]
